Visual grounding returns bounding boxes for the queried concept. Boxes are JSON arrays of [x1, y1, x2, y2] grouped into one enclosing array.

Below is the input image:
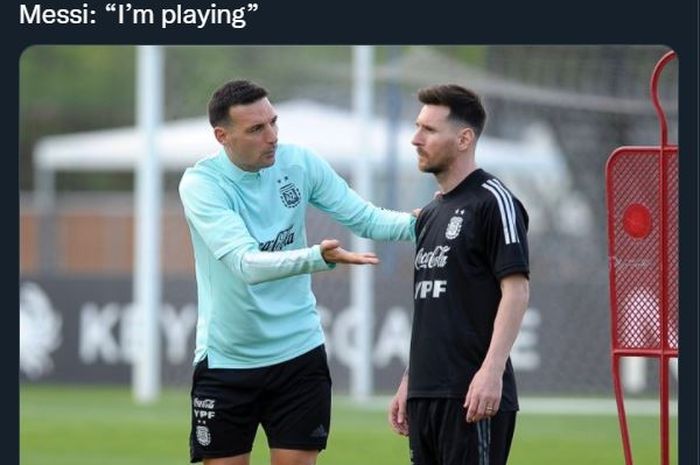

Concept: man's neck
[[223, 146, 258, 173], [435, 156, 478, 194]]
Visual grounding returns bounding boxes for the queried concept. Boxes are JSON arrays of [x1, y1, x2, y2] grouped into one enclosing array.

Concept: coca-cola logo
[[259, 225, 295, 251], [193, 397, 216, 409], [414, 245, 451, 270]]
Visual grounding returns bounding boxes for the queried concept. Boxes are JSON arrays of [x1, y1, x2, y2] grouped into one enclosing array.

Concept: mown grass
[[20, 385, 676, 465]]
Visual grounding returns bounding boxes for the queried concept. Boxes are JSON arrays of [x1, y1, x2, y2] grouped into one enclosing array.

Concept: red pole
[[660, 355, 670, 465], [613, 353, 635, 465], [650, 50, 675, 465]]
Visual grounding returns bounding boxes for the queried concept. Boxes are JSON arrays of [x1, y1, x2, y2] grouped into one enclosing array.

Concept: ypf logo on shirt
[[277, 176, 301, 208]]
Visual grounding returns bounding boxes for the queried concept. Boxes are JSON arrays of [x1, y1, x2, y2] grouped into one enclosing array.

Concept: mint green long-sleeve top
[[179, 144, 415, 368]]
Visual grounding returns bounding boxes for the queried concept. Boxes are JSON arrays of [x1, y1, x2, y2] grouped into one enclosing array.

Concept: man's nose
[[265, 125, 278, 143]]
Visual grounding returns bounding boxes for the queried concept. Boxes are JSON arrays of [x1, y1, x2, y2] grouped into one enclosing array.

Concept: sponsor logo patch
[[259, 225, 295, 251], [414, 245, 451, 270], [310, 424, 328, 438], [193, 397, 215, 409]]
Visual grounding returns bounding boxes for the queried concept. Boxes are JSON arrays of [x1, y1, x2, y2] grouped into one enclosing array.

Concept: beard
[[418, 153, 449, 175]]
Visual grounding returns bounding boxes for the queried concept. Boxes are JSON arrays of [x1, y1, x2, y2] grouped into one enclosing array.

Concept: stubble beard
[[419, 158, 447, 176]]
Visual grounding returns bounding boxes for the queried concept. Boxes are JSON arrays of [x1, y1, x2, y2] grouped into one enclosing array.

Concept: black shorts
[[407, 398, 516, 465], [189, 345, 332, 463]]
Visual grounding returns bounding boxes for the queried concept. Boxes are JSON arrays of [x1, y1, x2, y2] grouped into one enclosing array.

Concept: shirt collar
[[216, 149, 263, 183], [442, 168, 485, 199]]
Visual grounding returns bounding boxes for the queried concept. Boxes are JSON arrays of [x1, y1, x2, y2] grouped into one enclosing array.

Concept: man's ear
[[213, 126, 228, 145], [457, 127, 475, 151]]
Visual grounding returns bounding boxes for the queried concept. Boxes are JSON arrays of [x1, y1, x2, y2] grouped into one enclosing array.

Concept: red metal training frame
[[605, 51, 678, 465]]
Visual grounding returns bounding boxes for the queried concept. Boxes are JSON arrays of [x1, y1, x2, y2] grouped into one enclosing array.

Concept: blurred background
[[19, 45, 679, 465]]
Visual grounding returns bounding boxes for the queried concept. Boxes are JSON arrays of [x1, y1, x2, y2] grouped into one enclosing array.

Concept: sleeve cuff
[[311, 244, 336, 270]]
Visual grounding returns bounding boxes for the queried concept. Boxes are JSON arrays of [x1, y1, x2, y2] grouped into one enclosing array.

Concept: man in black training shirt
[[388, 84, 530, 465]]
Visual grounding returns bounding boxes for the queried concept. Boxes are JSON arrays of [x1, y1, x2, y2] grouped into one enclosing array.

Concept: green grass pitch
[[20, 385, 676, 465]]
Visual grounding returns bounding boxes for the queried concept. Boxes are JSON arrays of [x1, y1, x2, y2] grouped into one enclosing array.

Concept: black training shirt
[[407, 168, 529, 411]]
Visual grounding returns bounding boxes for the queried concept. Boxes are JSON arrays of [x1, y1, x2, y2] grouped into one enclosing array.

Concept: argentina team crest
[[445, 209, 465, 240], [277, 176, 301, 208], [196, 425, 211, 446]]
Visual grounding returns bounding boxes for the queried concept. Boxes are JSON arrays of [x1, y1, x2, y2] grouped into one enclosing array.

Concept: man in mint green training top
[[179, 79, 416, 465]]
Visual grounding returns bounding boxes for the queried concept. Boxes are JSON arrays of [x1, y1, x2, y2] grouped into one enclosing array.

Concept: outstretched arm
[[307, 152, 416, 242], [180, 171, 378, 286], [320, 239, 378, 265], [220, 238, 380, 285]]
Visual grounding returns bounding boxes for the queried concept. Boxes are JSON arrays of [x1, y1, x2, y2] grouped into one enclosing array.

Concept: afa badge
[[278, 176, 301, 208], [445, 209, 465, 240], [196, 425, 211, 446]]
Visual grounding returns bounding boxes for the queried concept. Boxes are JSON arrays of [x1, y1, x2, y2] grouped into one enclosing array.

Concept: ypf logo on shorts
[[193, 397, 216, 421]]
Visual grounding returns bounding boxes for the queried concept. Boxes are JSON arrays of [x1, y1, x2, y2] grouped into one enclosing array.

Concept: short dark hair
[[417, 84, 486, 137], [208, 79, 269, 127]]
